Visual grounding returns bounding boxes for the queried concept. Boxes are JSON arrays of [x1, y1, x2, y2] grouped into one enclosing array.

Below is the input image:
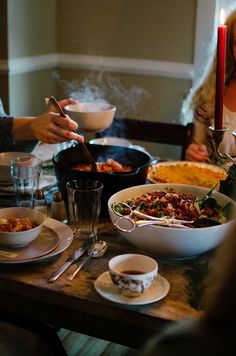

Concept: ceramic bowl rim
[[64, 102, 116, 114], [109, 253, 158, 278], [0, 207, 45, 236]]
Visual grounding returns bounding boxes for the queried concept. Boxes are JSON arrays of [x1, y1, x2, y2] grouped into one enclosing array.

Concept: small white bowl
[[109, 253, 158, 297], [0, 152, 35, 183], [64, 102, 116, 132], [0, 207, 45, 248]]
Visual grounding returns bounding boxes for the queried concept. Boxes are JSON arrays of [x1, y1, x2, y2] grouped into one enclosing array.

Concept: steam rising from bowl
[[64, 102, 116, 132]]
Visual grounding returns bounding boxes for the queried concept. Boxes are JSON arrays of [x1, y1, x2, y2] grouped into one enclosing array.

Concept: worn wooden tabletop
[[0, 218, 215, 349]]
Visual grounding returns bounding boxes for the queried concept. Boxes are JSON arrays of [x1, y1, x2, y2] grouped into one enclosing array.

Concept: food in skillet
[[0, 217, 38, 232], [148, 162, 227, 189], [73, 158, 132, 172], [115, 188, 229, 226]]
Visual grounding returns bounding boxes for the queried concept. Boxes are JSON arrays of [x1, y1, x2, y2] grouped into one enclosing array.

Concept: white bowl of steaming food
[[64, 102, 116, 132], [108, 183, 236, 260]]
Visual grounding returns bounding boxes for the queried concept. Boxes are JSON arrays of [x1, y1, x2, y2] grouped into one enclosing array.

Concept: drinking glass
[[10, 156, 42, 208], [66, 179, 103, 240]]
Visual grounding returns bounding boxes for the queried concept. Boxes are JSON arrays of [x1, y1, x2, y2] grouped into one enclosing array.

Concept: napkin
[[31, 141, 74, 162], [31, 142, 59, 162]]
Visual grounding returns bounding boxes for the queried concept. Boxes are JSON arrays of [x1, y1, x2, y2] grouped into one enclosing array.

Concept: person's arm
[[185, 105, 212, 161], [0, 116, 15, 151], [11, 99, 84, 144], [185, 143, 209, 161], [192, 105, 212, 145], [12, 113, 83, 143]]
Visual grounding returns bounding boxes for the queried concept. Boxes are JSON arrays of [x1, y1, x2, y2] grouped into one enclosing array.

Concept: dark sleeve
[[0, 116, 14, 151], [0, 97, 38, 153], [0, 116, 38, 153]]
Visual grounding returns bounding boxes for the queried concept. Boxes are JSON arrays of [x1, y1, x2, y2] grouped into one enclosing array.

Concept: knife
[[48, 237, 92, 283]]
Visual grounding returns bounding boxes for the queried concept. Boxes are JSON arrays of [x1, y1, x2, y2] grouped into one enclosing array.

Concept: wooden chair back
[[96, 118, 193, 160]]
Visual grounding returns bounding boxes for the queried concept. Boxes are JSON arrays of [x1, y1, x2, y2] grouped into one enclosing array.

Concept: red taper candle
[[215, 9, 227, 130]]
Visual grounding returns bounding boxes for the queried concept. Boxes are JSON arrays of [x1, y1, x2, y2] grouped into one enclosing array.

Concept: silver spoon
[[67, 240, 108, 281]]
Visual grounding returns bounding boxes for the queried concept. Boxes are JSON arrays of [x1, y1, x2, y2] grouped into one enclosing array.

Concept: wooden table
[[0, 218, 214, 350]]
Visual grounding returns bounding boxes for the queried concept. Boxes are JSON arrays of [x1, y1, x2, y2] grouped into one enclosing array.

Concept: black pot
[[53, 143, 150, 216]]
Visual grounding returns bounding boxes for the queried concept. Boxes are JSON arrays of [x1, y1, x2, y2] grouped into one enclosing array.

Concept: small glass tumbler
[[10, 156, 42, 208], [66, 179, 103, 240]]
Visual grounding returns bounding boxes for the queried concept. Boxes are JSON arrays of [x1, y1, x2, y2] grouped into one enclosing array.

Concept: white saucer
[[94, 271, 170, 305]]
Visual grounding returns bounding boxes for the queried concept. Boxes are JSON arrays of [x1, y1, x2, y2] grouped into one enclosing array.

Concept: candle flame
[[220, 8, 226, 25]]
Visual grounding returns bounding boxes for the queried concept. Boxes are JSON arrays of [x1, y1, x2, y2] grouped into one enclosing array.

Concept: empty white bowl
[[64, 102, 116, 132], [109, 253, 158, 297], [0, 207, 45, 248]]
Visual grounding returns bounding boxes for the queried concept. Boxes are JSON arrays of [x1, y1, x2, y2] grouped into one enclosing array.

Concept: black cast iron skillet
[[53, 143, 151, 216]]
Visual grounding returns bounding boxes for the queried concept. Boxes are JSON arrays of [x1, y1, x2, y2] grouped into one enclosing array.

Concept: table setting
[[0, 154, 229, 351], [0, 132, 234, 310], [0, 103, 234, 277], [1, 71, 236, 347], [1, 6, 236, 350], [0, 209, 73, 265]]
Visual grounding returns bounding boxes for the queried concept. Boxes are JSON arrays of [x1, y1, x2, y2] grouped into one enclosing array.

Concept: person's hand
[[46, 98, 77, 112], [30, 110, 84, 144], [12, 98, 84, 144], [185, 143, 209, 162], [29, 97, 84, 144]]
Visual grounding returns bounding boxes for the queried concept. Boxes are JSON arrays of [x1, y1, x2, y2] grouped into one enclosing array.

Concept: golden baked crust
[[148, 162, 227, 189]]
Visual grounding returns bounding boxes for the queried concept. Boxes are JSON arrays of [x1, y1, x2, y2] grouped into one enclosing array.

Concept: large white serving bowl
[[64, 102, 116, 132], [0, 207, 45, 248], [108, 183, 236, 260], [0, 152, 35, 183]]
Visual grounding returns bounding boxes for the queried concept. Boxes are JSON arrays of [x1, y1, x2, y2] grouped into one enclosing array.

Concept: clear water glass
[[66, 179, 103, 240], [10, 156, 42, 208]]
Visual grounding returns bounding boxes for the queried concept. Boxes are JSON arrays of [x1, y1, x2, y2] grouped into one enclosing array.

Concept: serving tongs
[[112, 202, 191, 231], [48, 96, 97, 172], [114, 216, 192, 232], [112, 202, 221, 232]]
